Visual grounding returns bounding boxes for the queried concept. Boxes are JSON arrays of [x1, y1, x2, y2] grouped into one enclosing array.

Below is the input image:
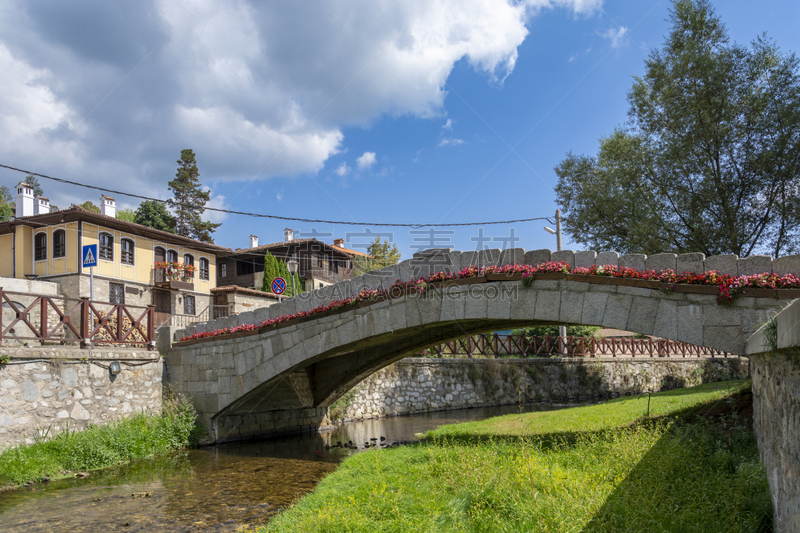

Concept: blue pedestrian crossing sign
[[271, 277, 286, 295], [82, 244, 98, 268]]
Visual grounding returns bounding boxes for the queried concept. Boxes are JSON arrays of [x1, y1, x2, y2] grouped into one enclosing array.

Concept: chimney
[[284, 228, 294, 242], [100, 195, 116, 217], [35, 196, 50, 215], [249, 235, 258, 248], [15, 182, 34, 218], [333, 238, 344, 247]]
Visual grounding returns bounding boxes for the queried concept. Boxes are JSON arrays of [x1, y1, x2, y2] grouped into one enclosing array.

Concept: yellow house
[[0, 185, 231, 324]]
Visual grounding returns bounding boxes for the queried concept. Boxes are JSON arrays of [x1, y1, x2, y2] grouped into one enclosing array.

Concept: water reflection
[[0, 403, 563, 532]]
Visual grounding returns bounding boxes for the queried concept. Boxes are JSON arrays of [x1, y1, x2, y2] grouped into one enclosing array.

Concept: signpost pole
[[82, 244, 98, 351]]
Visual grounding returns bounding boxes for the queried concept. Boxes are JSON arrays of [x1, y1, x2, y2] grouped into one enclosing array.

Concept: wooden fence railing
[[0, 289, 155, 350], [425, 334, 732, 358]]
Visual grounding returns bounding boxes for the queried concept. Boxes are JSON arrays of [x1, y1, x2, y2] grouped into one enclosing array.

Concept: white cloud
[[439, 138, 466, 147], [276, 192, 283, 201], [600, 26, 628, 48], [0, 0, 604, 202], [335, 162, 350, 176], [442, 118, 453, 130], [356, 151, 377, 170]]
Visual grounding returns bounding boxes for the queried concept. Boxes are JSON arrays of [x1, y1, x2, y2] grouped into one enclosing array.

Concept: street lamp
[[286, 258, 299, 296], [544, 209, 567, 354]]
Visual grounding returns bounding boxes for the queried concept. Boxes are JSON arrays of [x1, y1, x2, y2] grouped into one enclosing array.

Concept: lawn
[[260, 380, 771, 532]]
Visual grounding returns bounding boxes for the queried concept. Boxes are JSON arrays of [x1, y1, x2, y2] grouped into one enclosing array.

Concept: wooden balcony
[[153, 267, 195, 292]]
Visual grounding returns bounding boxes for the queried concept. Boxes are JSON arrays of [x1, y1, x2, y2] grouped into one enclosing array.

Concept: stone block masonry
[[335, 357, 749, 421], [0, 347, 163, 449]]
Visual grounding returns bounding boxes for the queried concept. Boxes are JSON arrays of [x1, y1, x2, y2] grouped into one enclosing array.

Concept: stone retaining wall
[[749, 348, 800, 533], [335, 357, 749, 421], [0, 347, 163, 449]]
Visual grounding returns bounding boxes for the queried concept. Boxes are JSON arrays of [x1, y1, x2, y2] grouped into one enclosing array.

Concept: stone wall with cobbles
[[335, 357, 750, 421], [0, 347, 163, 449]]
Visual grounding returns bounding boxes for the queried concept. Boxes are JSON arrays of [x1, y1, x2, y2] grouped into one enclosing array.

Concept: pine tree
[[24, 175, 44, 197], [79, 201, 101, 213], [167, 149, 221, 243]]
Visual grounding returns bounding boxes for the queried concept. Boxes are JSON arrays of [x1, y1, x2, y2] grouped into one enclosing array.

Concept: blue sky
[[1, 0, 798, 258]]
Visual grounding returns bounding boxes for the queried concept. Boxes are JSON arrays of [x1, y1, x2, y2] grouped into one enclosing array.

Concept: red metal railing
[[425, 334, 731, 358], [0, 288, 155, 350]]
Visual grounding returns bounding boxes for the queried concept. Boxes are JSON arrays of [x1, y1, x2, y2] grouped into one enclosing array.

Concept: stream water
[[0, 403, 566, 532]]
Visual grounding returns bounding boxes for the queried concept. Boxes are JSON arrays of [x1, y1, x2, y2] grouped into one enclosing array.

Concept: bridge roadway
[[162, 247, 798, 445]]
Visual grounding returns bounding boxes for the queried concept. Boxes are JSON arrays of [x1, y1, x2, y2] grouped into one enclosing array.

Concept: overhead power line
[[0, 163, 552, 227]]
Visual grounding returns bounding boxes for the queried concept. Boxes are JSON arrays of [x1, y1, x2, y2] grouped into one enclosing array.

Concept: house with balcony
[[217, 228, 369, 293], [0, 182, 230, 327]]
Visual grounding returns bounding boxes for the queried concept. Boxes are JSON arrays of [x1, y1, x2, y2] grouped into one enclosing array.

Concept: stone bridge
[[162, 248, 799, 443]]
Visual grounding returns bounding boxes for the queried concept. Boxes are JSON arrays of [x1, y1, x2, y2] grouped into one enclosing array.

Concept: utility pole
[[556, 209, 567, 355], [544, 209, 568, 356]]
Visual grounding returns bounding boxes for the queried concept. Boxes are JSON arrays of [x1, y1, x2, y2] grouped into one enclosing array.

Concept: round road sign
[[271, 277, 287, 295]]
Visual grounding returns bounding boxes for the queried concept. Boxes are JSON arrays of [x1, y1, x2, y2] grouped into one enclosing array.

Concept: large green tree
[[116, 208, 136, 223], [134, 200, 176, 233], [352, 238, 401, 275], [167, 149, 221, 243], [555, 0, 800, 257]]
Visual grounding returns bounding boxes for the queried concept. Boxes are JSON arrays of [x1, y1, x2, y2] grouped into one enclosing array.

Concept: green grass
[[0, 394, 202, 487], [260, 380, 771, 532]]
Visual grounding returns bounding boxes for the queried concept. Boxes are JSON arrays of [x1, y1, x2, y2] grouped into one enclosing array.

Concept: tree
[[79, 201, 101, 213], [0, 186, 12, 221], [134, 200, 176, 233], [24, 175, 43, 197], [353, 238, 401, 275], [262, 251, 305, 297], [513, 326, 600, 338], [554, 0, 800, 257], [116, 208, 136, 223], [167, 149, 221, 243]]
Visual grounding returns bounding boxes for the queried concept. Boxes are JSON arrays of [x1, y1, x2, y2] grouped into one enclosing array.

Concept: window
[[53, 230, 66, 258], [219, 263, 227, 278], [109, 283, 125, 305], [237, 260, 254, 276], [183, 254, 194, 278], [166, 250, 178, 263], [99, 233, 113, 260], [199, 258, 209, 280], [34, 233, 47, 261], [184, 294, 196, 315], [121, 238, 134, 265]]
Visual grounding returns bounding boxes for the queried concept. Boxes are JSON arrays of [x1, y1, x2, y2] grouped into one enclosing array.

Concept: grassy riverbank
[[0, 395, 202, 489], [262, 381, 771, 532]]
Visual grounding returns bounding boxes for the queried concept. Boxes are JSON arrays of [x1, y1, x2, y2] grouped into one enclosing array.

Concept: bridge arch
[[165, 274, 789, 443]]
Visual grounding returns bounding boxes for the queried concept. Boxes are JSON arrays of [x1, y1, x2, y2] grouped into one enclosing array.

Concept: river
[[0, 403, 567, 532]]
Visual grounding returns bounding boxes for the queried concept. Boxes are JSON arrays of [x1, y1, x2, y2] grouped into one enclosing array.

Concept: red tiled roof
[[0, 205, 231, 254], [228, 238, 370, 257]]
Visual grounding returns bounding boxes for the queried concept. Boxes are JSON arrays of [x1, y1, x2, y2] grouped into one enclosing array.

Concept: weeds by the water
[[261, 381, 770, 532], [0, 394, 202, 487]]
